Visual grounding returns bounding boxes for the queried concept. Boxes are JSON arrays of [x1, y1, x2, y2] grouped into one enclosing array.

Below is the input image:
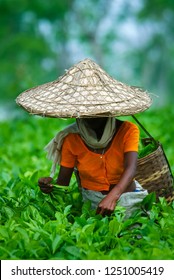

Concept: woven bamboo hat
[[16, 58, 152, 118]]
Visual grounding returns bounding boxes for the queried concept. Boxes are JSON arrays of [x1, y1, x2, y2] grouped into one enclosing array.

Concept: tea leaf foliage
[[0, 107, 174, 259]]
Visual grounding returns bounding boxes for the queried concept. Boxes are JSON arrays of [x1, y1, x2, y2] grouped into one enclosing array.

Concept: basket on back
[[133, 116, 174, 201], [136, 139, 174, 201]]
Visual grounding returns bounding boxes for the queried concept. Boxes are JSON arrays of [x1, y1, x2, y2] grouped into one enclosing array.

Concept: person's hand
[[96, 192, 120, 216], [38, 177, 54, 194]]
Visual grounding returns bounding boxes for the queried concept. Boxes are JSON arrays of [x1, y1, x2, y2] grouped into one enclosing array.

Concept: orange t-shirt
[[60, 121, 139, 191]]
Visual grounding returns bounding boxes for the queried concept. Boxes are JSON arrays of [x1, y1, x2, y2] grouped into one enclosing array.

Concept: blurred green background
[[0, 0, 173, 169], [1, 0, 174, 112]]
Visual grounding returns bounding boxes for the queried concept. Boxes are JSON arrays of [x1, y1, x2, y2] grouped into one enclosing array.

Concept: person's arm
[[38, 166, 74, 193], [96, 151, 138, 216], [39, 132, 76, 193], [56, 166, 74, 186]]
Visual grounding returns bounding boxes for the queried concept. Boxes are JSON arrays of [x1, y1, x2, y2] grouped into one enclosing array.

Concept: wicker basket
[[135, 138, 174, 201]]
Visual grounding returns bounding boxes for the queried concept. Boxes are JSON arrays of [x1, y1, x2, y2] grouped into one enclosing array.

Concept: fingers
[[38, 177, 53, 194], [96, 200, 116, 216], [96, 194, 118, 216], [39, 184, 53, 194], [38, 177, 53, 186], [96, 206, 113, 216]]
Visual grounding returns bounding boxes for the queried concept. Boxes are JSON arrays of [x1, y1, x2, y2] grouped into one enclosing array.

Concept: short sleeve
[[60, 135, 77, 168], [123, 123, 140, 152]]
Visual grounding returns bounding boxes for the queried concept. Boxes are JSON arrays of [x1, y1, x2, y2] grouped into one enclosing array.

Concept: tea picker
[[16, 59, 173, 217]]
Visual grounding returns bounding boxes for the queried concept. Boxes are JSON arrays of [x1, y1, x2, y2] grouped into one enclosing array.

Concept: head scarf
[[76, 117, 116, 149], [44, 117, 116, 177]]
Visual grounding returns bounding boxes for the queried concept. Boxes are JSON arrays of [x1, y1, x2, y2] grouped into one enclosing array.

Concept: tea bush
[[0, 107, 174, 259]]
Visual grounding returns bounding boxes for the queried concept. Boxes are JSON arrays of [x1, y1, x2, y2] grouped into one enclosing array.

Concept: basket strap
[[160, 143, 174, 179], [132, 115, 156, 144]]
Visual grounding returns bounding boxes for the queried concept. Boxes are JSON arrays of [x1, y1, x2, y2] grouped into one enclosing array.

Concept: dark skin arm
[[96, 151, 138, 216], [38, 166, 74, 193], [56, 166, 74, 186]]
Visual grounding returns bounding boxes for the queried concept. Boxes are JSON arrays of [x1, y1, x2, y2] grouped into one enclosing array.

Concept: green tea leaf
[[52, 235, 63, 254], [63, 205, 72, 216], [141, 192, 156, 211], [109, 219, 120, 236]]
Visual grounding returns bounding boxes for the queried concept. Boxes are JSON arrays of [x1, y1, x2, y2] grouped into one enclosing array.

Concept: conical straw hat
[[16, 58, 152, 118]]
